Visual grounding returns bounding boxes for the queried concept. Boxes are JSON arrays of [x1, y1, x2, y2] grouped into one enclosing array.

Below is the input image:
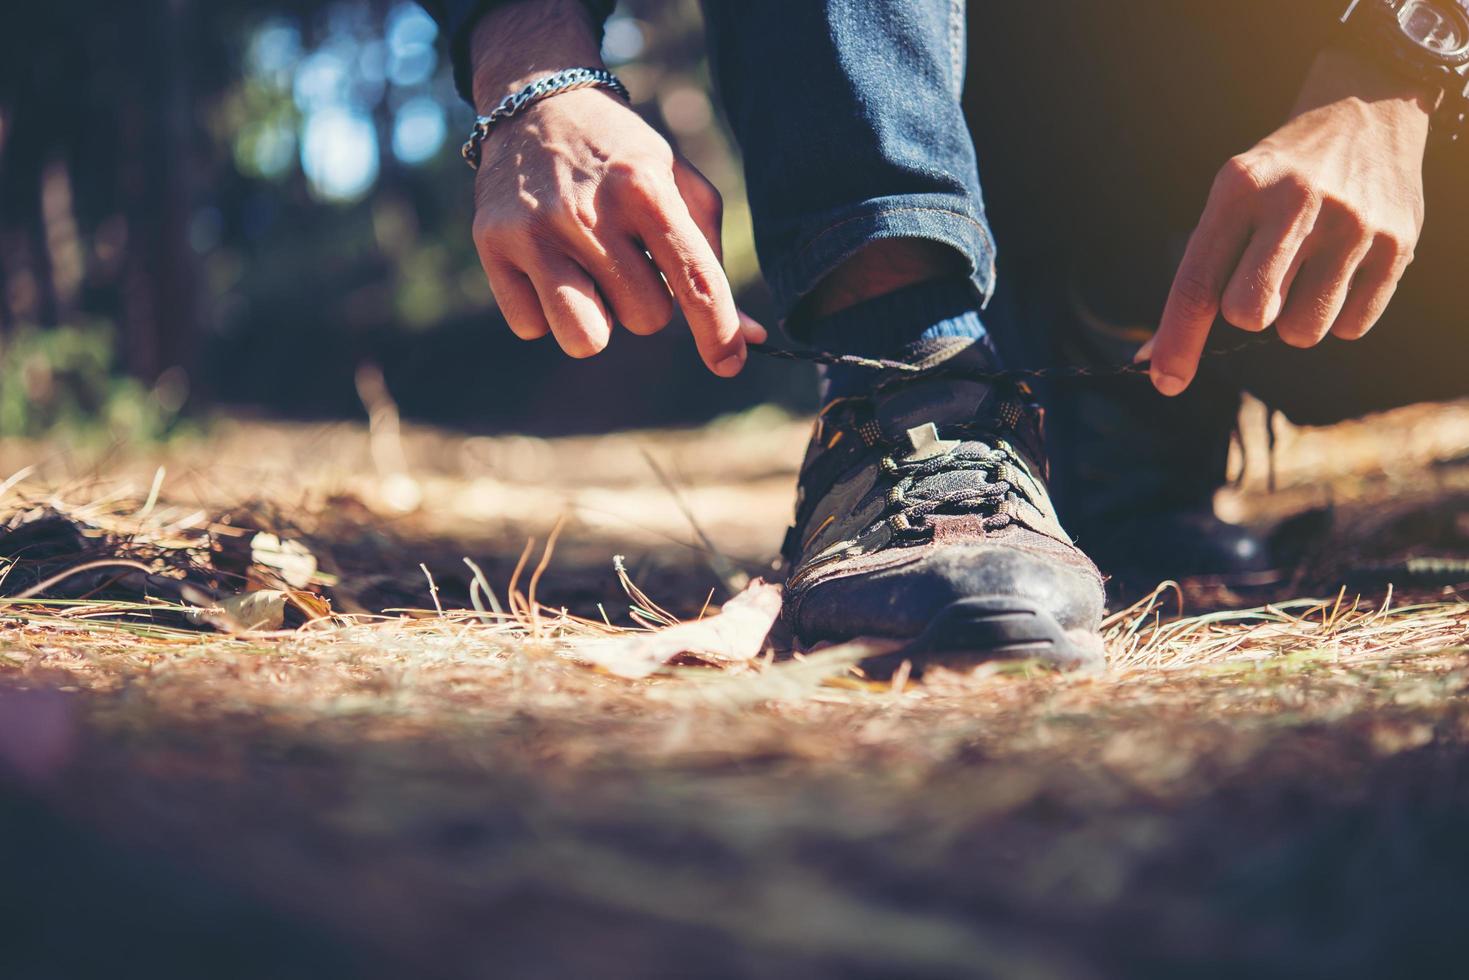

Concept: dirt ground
[[2, 396, 1469, 979]]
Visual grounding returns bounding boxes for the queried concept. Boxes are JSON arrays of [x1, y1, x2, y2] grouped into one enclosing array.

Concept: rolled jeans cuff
[[766, 196, 998, 335]]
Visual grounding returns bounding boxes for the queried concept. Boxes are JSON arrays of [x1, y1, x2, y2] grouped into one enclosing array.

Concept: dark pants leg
[[964, 0, 1469, 426]]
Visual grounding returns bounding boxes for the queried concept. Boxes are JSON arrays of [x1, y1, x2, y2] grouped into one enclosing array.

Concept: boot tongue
[[870, 336, 1000, 438]]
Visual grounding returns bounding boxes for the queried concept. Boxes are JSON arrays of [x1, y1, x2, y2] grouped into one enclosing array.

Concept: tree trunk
[[118, 0, 198, 385]]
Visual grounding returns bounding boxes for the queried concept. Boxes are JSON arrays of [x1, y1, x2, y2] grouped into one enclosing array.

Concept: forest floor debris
[[2, 399, 1468, 977]]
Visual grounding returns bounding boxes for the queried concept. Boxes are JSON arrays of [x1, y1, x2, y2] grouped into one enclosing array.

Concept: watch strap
[[1340, 0, 1469, 141]]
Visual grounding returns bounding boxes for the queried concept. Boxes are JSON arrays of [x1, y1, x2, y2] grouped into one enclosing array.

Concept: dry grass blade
[[613, 554, 680, 629], [526, 515, 565, 638], [1107, 588, 1469, 673], [505, 536, 537, 624], [463, 556, 504, 621], [8, 559, 160, 601]]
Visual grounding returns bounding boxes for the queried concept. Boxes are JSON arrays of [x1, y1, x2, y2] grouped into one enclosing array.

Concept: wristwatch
[[1340, 0, 1469, 139]]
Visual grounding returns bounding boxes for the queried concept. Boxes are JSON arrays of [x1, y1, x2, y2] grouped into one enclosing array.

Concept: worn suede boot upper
[[781, 337, 1105, 667]]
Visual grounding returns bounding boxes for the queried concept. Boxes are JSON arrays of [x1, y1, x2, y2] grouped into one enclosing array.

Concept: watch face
[[1397, 0, 1469, 61]]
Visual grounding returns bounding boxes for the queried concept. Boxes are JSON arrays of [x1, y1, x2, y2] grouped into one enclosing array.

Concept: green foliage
[[0, 324, 185, 441]]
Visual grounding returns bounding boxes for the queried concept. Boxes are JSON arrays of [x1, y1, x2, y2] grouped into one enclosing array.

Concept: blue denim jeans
[[701, 0, 993, 328]]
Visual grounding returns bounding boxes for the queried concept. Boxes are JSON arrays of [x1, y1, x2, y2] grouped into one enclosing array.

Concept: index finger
[[1152, 195, 1252, 396], [634, 198, 746, 377]]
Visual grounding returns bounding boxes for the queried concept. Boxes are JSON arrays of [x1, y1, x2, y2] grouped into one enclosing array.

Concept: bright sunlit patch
[[235, 118, 296, 180], [386, 3, 438, 87], [387, 3, 438, 50], [358, 40, 388, 85], [392, 97, 447, 165], [601, 16, 645, 64], [301, 108, 379, 202], [247, 20, 301, 84], [660, 86, 712, 134], [387, 47, 436, 88], [293, 49, 351, 112]]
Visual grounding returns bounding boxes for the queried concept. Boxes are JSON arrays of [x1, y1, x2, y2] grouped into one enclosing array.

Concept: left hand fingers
[[1219, 201, 1318, 334], [1329, 233, 1414, 341], [1274, 210, 1374, 349]]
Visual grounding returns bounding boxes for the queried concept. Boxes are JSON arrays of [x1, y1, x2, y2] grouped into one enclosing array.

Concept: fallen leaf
[[284, 589, 332, 622], [574, 579, 782, 679], [187, 590, 287, 633]]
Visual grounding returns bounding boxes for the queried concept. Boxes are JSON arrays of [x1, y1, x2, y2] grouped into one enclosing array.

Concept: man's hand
[[468, 0, 764, 376], [1145, 46, 1434, 396]]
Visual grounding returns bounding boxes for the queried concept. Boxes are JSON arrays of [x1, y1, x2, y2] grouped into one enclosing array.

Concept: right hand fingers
[[482, 262, 550, 341], [582, 238, 674, 337], [528, 250, 613, 359], [673, 163, 723, 261], [674, 163, 768, 346], [475, 162, 758, 372], [628, 174, 748, 377], [477, 196, 671, 346]]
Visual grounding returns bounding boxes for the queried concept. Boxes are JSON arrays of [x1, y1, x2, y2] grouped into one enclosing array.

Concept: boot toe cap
[[790, 539, 1105, 647]]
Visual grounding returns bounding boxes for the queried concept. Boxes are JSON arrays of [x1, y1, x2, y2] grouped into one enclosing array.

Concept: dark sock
[[806, 277, 996, 399]]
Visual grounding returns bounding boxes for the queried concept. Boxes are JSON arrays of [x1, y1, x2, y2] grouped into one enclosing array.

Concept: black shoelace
[[748, 333, 1274, 384], [882, 443, 1018, 539]]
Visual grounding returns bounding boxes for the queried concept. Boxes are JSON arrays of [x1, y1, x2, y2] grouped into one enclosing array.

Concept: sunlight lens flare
[[301, 108, 379, 202]]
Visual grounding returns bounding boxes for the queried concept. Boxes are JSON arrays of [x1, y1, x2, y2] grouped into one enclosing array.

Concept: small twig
[[639, 448, 746, 597], [419, 563, 444, 617], [8, 559, 157, 601]]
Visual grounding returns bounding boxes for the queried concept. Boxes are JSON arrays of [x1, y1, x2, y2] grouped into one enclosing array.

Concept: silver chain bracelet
[[461, 67, 630, 170]]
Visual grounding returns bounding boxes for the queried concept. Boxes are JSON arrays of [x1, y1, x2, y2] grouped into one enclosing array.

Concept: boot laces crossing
[[881, 439, 1018, 539]]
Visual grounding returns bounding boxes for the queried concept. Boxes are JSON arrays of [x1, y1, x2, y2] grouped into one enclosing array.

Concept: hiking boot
[[1044, 282, 1273, 597], [780, 337, 1106, 671]]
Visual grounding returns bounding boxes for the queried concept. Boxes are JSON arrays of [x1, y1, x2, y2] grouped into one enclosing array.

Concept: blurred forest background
[[0, 0, 802, 441]]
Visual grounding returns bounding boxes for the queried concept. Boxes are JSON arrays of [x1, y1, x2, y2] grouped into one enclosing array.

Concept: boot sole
[[864, 597, 1104, 677]]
